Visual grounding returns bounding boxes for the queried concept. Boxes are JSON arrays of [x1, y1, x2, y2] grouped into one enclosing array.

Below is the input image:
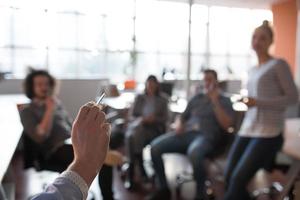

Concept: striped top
[[239, 58, 299, 138]]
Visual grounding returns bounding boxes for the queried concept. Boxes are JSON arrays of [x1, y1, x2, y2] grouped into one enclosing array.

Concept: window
[[135, 0, 189, 81], [0, 7, 11, 47], [0, 0, 272, 82], [191, 6, 272, 80]]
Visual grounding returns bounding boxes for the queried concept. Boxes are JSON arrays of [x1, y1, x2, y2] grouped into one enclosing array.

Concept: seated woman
[[125, 75, 169, 189]]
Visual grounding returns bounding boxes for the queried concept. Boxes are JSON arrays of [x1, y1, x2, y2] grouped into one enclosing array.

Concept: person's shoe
[[145, 188, 171, 200]]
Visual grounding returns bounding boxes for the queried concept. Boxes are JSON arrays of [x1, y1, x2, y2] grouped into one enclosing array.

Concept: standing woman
[[224, 21, 299, 200]]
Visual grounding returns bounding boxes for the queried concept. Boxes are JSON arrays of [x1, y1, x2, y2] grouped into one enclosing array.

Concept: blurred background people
[[224, 21, 299, 200], [20, 70, 73, 172], [33, 102, 110, 200], [19, 70, 118, 200], [125, 75, 169, 189], [148, 70, 234, 200]]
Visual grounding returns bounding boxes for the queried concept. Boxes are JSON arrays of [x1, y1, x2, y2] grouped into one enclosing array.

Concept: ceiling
[[160, 0, 290, 9]]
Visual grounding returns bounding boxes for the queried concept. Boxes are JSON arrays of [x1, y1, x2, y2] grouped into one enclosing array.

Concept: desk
[[0, 94, 29, 199], [101, 92, 135, 110]]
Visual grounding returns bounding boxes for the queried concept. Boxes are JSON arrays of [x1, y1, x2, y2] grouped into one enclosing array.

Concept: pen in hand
[[96, 92, 106, 105]]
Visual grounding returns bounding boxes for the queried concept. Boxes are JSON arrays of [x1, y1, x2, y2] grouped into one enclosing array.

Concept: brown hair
[[203, 69, 218, 81], [23, 69, 56, 99], [257, 20, 274, 41], [145, 75, 160, 96]]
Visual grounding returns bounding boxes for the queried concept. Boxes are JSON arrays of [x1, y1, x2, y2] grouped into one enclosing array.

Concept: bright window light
[[0, 0, 272, 82]]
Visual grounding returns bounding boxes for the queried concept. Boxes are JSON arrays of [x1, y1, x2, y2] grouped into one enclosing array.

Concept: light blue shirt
[[32, 178, 82, 200], [32, 171, 88, 200]]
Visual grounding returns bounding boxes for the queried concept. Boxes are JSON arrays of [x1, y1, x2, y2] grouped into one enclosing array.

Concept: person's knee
[[187, 147, 205, 167]]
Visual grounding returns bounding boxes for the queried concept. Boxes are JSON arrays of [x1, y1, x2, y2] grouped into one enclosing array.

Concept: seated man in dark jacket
[[147, 70, 235, 200]]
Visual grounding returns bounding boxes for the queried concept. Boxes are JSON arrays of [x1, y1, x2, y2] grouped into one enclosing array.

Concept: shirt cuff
[[61, 170, 89, 200]]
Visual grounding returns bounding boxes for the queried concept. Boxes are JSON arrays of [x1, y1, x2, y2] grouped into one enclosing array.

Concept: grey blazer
[[130, 93, 169, 133]]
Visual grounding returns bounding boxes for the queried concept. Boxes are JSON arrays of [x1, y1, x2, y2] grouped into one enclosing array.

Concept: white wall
[[0, 79, 23, 94], [57, 79, 109, 119], [0, 79, 109, 119]]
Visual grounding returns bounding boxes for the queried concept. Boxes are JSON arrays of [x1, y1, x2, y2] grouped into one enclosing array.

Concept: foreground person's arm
[[32, 102, 111, 200]]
